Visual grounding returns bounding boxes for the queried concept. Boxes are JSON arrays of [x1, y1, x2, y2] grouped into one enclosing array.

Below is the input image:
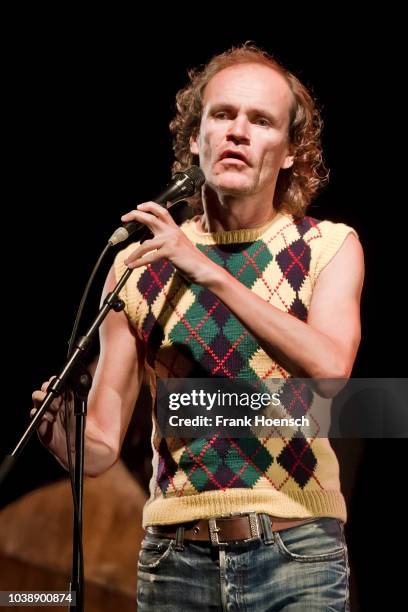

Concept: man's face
[[190, 63, 294, 199]]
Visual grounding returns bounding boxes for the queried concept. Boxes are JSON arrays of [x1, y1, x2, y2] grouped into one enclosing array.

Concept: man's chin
[[214, 176, 253, 196]]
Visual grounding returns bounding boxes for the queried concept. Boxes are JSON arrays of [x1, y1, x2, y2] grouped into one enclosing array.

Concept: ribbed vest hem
[[142, 488, 347, 527]]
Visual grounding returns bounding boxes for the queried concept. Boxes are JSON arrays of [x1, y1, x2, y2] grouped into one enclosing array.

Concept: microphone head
[[184, 165, 205, 187], [108, 166, 205, 246], [175, 166, 205, 197]]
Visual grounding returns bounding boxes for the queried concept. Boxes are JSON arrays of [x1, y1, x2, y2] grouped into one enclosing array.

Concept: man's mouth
[[218, 150, 250, 165]]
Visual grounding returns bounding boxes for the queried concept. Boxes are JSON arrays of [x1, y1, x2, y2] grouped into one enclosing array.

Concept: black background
[[0, 8, 404, 610]]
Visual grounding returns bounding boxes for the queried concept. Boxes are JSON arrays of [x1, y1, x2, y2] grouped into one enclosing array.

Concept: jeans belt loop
[[259, 513, 275, 545], [174, 526, 185, 551]]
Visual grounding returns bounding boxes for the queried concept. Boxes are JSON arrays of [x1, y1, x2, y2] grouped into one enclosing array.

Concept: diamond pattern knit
[[114, 211, 357, 526]]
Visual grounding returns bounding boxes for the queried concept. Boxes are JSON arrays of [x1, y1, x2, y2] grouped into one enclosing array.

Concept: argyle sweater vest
[[114, 211, 357, 527]]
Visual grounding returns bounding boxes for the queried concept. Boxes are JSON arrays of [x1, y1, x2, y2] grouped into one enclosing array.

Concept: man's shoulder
[[283, 213, 358, 244]]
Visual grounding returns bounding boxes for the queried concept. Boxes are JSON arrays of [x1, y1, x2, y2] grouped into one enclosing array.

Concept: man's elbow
[[313, 358, 352, 398], [84, 453, 119, 478], [83, 432, 121, 477], [314, 378, 348, 399]]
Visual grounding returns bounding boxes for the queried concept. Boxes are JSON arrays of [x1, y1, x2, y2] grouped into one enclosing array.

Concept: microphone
[[108, 166, 205, 246]]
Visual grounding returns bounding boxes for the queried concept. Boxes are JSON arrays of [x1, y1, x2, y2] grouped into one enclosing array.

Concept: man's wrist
[[200, 262, 229, 292]]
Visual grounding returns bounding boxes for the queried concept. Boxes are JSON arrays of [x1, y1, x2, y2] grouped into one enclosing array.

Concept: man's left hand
[[122, 202, 217, 285]]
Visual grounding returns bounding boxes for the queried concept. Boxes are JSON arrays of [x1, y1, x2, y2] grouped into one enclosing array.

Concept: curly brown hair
[[169, 44, 329, 217]]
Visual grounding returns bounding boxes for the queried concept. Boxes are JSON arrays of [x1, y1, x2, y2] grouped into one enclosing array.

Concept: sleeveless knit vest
[[114, 211, 356, 526]]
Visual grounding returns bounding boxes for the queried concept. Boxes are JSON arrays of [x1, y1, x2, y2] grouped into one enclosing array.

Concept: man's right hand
[[31, 377, 72, 469]]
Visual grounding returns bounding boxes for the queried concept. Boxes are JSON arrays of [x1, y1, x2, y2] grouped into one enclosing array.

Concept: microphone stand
[[69, 364, 92, 611], [0, 265, 134, 611], [0, 193, 195, 609]]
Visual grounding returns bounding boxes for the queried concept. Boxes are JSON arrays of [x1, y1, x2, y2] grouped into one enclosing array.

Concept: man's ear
[[190, 134, 199, 156], [281, 146, 294, 170], [281, 154, 294, 169]]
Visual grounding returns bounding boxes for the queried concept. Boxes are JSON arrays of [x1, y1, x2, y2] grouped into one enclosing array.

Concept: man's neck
[[199, 189, 278, 233]]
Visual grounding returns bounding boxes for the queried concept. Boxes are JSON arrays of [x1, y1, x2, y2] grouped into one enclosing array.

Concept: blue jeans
[[137, 517, 350, 611]]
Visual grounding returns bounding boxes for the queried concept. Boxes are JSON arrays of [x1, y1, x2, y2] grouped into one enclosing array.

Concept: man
[[32, 44, 364, 610]]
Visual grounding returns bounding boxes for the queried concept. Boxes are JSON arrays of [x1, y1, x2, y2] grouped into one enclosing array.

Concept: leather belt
[[147, 513, 316, 546]]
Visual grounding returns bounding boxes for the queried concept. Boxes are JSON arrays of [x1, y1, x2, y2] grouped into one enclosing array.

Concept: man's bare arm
[[84, 265, 146, 474], [207, 233, 364, 390], [32, 265, 145, 476]]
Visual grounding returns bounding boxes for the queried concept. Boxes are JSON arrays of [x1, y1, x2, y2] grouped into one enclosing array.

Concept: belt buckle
[[208, 512, 260, 547]]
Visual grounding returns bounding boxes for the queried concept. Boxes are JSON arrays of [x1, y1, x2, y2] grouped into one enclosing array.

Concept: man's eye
[[255, 117, 271, 127], [214, 112, 229, 120]]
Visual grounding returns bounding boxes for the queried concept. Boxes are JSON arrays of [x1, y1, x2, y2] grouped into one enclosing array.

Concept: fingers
[[32, 390, 62, 411], [120, 208, 159, 233], [32, 389, 46, 403], [125, 250, 163, 270], [121, 202, 174, 229], [30, 407, 56, 424], [31, 377, 66, 444], [40, 375, 57, 393], [136, 202, 173, 220], [124, 237, 164, 268], [31, 377, 63, 425]]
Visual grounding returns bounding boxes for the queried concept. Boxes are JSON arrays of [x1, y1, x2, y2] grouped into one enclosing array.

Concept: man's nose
[[226, 116, 250, 144]]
